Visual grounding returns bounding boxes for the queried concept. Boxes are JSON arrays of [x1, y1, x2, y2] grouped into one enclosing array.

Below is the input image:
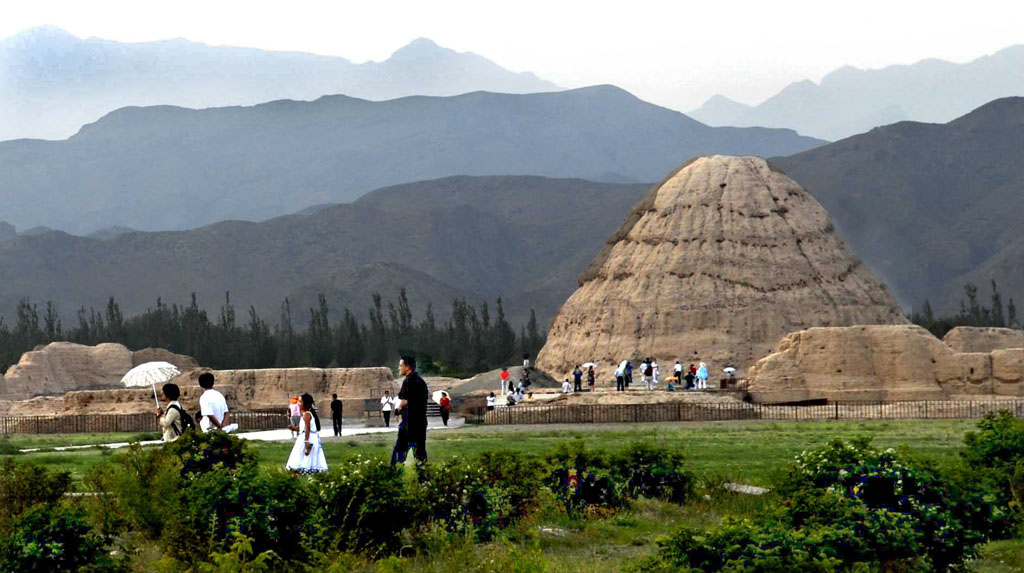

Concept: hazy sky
[[3, 0, 1023, 110]]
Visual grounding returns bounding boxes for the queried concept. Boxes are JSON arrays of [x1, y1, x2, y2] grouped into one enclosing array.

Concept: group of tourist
[[152, 354, 435, 475], [610, 359, 710, 391]]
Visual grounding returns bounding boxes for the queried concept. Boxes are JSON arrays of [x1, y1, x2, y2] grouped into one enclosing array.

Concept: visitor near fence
[[330, 393, 343, 436], [696, 362, 709, 390], [615, 360, 626, 391], [198, 372, 232, 432], [587, 365, 595, 388], [625, 361, 634, 388], [391, 355, 429, 465], [156, 382, 187, 442], [573, 365, 583, 392], [562, 379, 572, 394], [288, 396, 301, 438], [380, 389, 394, 427], [500, 367, 510, 395], [684, 369, 695, 390], [286, 393, 328, 474], [486, 392, 496, 411]]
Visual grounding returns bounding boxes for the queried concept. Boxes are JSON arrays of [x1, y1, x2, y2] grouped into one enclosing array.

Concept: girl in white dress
[[286, 393, 328, 474]]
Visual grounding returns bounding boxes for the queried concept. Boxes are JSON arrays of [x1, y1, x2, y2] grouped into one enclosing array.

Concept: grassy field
[[2, 418, 1021, 571]]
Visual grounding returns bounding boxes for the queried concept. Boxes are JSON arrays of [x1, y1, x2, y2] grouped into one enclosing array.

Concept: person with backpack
[[157, 383, 195, 442], [572, 365, 583, 392]]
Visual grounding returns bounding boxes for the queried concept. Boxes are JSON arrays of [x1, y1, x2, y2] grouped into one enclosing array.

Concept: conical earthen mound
[[537, 155, 907, 379]]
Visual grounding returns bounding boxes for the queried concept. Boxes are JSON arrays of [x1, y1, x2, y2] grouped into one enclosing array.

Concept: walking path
[[18, 417, 466, 453]]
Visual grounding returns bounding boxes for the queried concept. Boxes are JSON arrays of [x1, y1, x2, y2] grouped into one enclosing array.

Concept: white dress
[[285, 414, 328, 474]]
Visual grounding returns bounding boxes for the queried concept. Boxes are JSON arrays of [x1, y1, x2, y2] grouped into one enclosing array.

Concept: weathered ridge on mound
[[746, 325, 1023, 402], [537, 155, 907, 380]]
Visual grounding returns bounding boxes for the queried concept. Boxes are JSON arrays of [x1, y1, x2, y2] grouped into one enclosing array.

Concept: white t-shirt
[[381, 395, 393, 411], [199, 389, 229, 432], [562, 381, 572, 393], [674, 363, 683, 374], [486, 395, 496, 407]]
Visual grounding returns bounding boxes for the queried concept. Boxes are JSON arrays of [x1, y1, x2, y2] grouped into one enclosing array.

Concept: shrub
[[610, 442, 693, 503], [165, 430, 256, 477], [474, 451, 546, 523], [0, 457, 72, 526], [638, 439, 995, 572], [963, 410, 1024, 511], [310, 455, 410, 555], [86, 444, 183, 540], [0, 504, 110, 572]]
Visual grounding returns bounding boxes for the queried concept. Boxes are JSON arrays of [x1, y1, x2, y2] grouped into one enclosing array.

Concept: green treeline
[[0, 289, 546, 377], [910, 280, 1020, 338]]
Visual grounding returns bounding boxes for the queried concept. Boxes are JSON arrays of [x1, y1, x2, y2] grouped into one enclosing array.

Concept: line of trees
[[0, 290, 546, 377], [910, 280, 1019, 338]]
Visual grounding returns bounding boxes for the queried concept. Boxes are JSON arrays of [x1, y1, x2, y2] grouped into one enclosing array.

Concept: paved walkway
[[18, 417, 465, 453]]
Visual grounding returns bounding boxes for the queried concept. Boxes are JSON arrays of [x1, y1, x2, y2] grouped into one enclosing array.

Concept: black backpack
[[168, 404, 197, 435]]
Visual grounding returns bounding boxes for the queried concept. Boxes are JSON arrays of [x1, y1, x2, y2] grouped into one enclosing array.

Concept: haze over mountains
[[0, 85, 822, 234], [0, 26, 558, 141], [774, 97, 1024, 314], [690, 45, 1024, 140], [0, 176, 650, 329]]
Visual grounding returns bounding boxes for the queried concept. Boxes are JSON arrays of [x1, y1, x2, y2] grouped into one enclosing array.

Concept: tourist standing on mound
[[380, 390, 394, 427], [286, 393, 328, 474], [625, 361, 634, 388], [573, 365, 583, 392], [486, 392, 496, 411], [684, 369, 695, 390], [500, 367, 510, 395], [642, 359, 654, 391], [562, 379, 572, 394], [652, 361, 660, 385], [391, 356, 428, 465], [330, 393, 343, 436], [697, 362, 709, 390], [197, 372, 230, 432], [615, 361, 626, 391], [587, 365, 595, 389], [523, 353, 531, 370]]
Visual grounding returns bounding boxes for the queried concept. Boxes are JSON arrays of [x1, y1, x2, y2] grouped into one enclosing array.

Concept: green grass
[[3, 418, 1017, 571]]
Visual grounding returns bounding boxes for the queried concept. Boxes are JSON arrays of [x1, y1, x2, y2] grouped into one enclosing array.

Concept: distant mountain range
[[2, 98, 1020, 329], [0, 176, 650, 329], [774, 97, 1024, 314], [0, 84, 822, 234], [0, 26, 558, 141], [690, 45, 1024, 140]]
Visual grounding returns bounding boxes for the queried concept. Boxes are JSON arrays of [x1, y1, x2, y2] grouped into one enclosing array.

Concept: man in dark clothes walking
[[330, 393, 343, 436], [391, 355, 429, 465]]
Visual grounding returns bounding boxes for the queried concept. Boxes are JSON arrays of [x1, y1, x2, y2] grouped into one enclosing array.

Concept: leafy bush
[[638, 438, 996, 572], [165, 430, 256, 477], [0, 457, 72, 526], [963, 410, 1024, 507], [310, 455, 410, 555], [610, 442, 693, 503], [86, 444, 183, 540], [0, 504, 111, 572]]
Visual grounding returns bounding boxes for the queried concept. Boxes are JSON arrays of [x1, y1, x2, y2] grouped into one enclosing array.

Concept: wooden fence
[[482, 399, 1024, 425], [0, 411, 285, 435]]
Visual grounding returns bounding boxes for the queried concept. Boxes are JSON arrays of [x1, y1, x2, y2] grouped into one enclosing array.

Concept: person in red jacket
[[439, 393, 451, 426]]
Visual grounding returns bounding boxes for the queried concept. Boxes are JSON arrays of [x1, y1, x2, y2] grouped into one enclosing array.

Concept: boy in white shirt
[[197, 372, 230, 432], [380, 390, 394, 427]]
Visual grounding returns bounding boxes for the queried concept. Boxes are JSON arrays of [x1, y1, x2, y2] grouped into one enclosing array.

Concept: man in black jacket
[[390, 355, 429, 465], [330, 393, 343, 436]]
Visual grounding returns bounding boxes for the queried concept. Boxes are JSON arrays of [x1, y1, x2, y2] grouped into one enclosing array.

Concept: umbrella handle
[[152, 383, 160, 409]]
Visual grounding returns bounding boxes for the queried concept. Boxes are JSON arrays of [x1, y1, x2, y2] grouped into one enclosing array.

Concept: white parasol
[[121, 361, 182, 408], [723, 367, 737, 374], [581, 362, 597, 369], [431, 390, 450, 405]]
